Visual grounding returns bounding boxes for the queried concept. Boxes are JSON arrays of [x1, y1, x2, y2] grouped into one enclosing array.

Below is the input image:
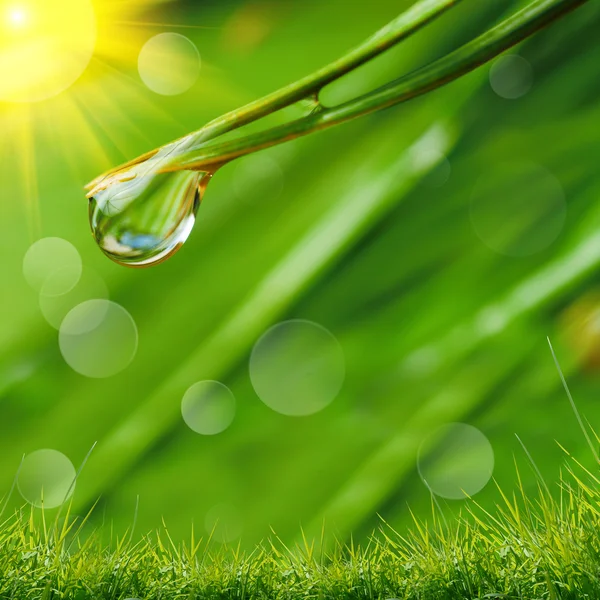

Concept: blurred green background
[[1, 0, 600, 548]]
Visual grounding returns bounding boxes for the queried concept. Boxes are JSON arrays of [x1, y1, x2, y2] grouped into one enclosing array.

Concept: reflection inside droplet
[[89, 155, 212, 267]]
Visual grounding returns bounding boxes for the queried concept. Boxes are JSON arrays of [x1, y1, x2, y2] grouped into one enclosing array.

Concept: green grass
[[4, 442, 600, 599]]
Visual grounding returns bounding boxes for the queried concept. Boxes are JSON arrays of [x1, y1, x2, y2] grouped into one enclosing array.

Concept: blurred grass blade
[[547, 337, 599, 464]]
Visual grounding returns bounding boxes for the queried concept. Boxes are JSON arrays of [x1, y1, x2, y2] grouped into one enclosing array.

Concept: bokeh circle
[[470, 162, 566, 257], [17, 449, 76, 508], [181, 380, 236, 435], [23, 237, 82, 295], [138, 33, 200, 95], [40, 268, 108, 330], [250, 319, 345, 416], [417, 423, 494, 499], [59, 300, 138, 378], [489, 54, 533, 100]]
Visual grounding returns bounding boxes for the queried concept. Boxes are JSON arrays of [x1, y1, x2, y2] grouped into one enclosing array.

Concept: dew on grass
[[59, 300, 138, 378], [88, 140, 213, 268], [250, 320, 345, 416], [205, 503, 243, 543], [39, 268, 108, 330], [23, 237, 82, 295], [17, 449, 76, 508], [138, 33, 201, 95], [489, 54, 533, 99], [181, 381, 236, 435], [470, 162, 566, 257], [417, 423, 494, 499]]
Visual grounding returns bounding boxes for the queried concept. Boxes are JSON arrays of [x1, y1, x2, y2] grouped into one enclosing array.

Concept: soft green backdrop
[[1, 0, 600, 548]]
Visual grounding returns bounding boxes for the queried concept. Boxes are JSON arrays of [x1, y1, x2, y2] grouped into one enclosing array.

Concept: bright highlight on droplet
[[250, 320, 345, 416], [59, 300, 138, 378], [23, 237, 82, 295], [470, 162, 566, 257], [204, 503, 243, 543], [181, 380, 236, 435], [138, 33, 201, 95], [17, 449, 76, 508], [489, 54, 534, 99], [417, 423, 494, 500], [0, 0, 96, 102]]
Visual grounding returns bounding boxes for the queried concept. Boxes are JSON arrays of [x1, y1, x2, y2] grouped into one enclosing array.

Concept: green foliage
[[3, 0, 600, 553], [3, 454, 600, 599]]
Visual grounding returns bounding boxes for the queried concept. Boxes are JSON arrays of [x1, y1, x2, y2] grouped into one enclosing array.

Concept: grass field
[[4, 432, 600, 599]]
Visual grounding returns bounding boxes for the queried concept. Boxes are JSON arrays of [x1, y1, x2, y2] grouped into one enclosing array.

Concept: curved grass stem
[[88, 0, 588, 187]]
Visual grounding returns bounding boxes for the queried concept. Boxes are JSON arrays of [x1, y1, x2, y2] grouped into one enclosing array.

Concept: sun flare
[[0, 0, 96, 102], [7, 6, 27, 27]]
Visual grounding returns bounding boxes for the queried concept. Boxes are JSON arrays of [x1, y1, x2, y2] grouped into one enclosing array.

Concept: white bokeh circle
[[40, 268, 108, 330], [59, 300, 138, 378], [23, 237, 82, 295], [470, 162, 566, 257], [138, 33, 200, 95], [181, 380, 236, 435], [417, 423, 494, 500], [250, 319, 345, 416], [17, 449, 76, 508], [489, 54, 533, 100]]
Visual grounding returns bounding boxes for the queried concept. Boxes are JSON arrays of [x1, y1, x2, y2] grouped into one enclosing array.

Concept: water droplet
[[89, 165, 211, 268]]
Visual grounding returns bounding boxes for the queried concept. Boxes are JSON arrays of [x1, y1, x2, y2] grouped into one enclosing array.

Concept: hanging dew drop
[[87, 135, 214, 268], [89, 170, 210, 267]]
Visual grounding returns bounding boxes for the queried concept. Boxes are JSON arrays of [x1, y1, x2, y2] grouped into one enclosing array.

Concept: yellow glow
[[0, 0, 96, 102], [8, 6, 27, 27]]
